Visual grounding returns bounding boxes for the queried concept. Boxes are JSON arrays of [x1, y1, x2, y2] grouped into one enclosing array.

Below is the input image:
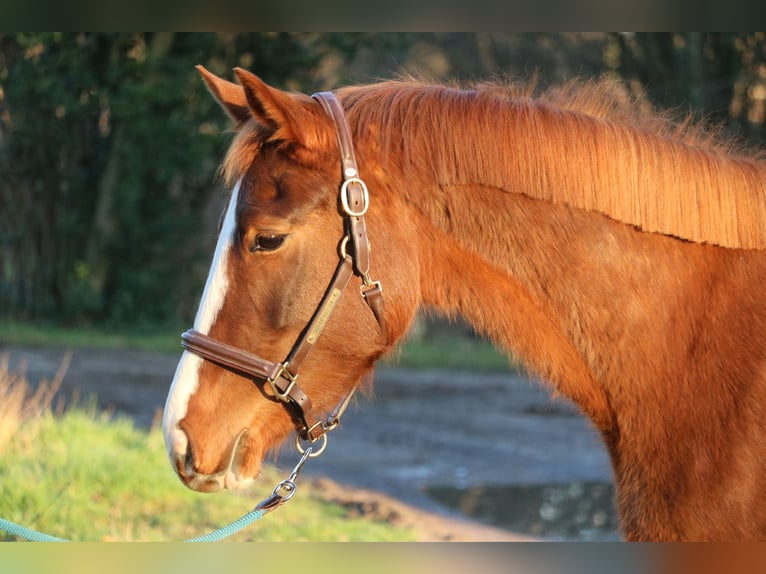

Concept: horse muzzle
[[166, 425, 257, 493]]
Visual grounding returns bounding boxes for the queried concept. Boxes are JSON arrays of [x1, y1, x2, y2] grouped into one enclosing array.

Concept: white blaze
[[162, 180, 241, 458]]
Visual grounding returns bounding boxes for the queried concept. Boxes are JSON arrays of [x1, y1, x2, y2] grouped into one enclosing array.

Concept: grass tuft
[[0, 352, 70, 453], [0, 319, 516, 372], [0, 361, 416, 542]]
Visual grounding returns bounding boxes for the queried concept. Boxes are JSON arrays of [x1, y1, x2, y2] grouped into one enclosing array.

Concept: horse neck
[[407, 179, 620, 431], [375, 114, 747, 432]]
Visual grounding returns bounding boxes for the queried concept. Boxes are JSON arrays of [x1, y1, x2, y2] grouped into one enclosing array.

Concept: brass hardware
[[340, 177, 369, 217], [266, 363, 298, 403]]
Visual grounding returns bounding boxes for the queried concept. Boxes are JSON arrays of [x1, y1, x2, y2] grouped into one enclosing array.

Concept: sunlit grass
[[0, 320, 182, 353], [384, 335, 517, 372], [0, 363, 416, 542], [1, 319, 515, 372], [0, 354, 68, 453]]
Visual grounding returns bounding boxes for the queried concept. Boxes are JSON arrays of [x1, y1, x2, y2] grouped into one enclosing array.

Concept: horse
[[162, 65, 766, 541]]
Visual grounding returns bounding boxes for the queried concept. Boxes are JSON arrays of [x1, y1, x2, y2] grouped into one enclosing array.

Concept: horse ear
[[196, 65, 251, 127], [232, 67, 329, 149]]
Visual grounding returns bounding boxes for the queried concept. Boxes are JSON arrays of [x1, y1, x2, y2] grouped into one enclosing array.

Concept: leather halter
[[180, 91, 384, 456]]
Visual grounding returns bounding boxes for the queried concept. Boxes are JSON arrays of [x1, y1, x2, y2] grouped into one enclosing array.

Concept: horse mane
[[338, 77, 766, 250]]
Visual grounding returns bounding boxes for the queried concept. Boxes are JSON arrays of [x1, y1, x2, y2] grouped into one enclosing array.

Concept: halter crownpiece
[[181, 91, 384, 456]]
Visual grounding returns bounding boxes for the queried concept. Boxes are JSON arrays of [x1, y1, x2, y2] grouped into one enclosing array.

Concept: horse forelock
[[339, 77, 766, 250], [219, 102, 337, 193], [220, 120, 267, 189]]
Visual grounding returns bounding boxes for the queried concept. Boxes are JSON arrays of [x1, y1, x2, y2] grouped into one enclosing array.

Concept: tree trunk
[[83, 33, 176, 298]]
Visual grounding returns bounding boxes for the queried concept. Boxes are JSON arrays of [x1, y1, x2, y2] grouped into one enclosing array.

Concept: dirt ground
[[2, 344, 617, 541]]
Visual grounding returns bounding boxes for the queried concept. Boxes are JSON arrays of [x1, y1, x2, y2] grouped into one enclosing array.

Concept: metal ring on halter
[[339, 235, 350, 259], [340, 177, 369, 217], [295, 433, 328, 457]]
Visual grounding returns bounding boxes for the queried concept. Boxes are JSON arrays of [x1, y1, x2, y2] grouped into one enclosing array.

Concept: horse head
[[162, 67, 419, 492]]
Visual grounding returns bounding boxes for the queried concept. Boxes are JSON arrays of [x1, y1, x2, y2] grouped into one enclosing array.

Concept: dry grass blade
[[0, 352, 71, 452]]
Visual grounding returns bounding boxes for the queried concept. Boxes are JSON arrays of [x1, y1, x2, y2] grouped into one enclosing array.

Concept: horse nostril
[[183, 442, 195, 474], [164, 424, 195, 478], [174, 443, 195, 479]]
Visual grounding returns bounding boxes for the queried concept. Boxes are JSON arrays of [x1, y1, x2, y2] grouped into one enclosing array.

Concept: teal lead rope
[[0, 497, 267, 543], [0, 518, 69, 542], [0, 447, 312, 543]]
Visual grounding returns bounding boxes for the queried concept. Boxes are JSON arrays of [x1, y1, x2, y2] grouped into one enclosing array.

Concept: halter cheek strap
[[181, 91, 384, 455], [314, 92, 385, 329]]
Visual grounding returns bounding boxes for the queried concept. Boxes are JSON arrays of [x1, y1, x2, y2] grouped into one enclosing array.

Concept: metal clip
[[287, 445, 313, 482], [255, 446, 313, 513]]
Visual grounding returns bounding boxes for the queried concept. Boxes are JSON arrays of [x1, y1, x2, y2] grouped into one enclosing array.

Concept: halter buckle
[[340, 177, 369, 217], [267, 363, 298, 403], [303, 417, 340, 443]]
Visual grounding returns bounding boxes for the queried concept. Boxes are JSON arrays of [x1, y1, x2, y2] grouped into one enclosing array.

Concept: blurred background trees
[[1, 33, 765, 330]]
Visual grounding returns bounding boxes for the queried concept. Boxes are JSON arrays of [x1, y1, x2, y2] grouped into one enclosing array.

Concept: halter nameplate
[[181, 91, 384, 451]]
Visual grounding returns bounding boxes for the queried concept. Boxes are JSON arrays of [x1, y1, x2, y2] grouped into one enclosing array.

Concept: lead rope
[[0, 447, 313, 542]]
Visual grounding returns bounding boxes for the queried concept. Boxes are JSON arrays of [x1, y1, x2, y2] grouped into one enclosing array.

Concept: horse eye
[[249, 234, 286, 253]]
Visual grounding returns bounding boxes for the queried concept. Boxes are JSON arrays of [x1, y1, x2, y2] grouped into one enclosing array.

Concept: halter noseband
[[180, 91, 384, 457]]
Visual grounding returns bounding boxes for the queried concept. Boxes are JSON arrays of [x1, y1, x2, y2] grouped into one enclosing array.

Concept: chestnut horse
[[163, 66, 766, 541]]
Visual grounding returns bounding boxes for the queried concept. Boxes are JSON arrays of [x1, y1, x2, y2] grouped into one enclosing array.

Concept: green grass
[[1, 319, 515, 373], [0, 320, 182, 354], [0, 319, 513, 542], [0, 353, 415, 542], [385, 335, 517, 372], [0, 408, 416, 542], [0, 341, 415, 542]]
